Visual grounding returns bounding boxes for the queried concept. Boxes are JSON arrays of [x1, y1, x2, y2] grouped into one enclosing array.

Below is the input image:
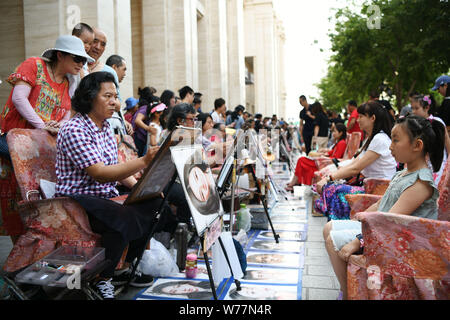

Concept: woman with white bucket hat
[[1, 35, 94, 138], [0, 35, 94, 241]]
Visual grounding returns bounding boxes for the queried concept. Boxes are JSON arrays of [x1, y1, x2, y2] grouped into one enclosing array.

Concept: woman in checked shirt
[[56, 72, 164, 299]]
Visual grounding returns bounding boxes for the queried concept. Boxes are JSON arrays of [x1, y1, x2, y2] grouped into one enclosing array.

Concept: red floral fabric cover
[[115, 134, 142, 180], [437, 159, 449, 222], [347, 212, 450, 300], [363, 178, 390, 196], [0, 156, 23, 236], [313, 157, 334, 171], [3, 129, 139, 273], [346, 159, 450, 300], [3, 198, 101, 272], [345, 178, 390, 219], [314, 132, 362, 172], [342, 132, 361, 160], [346, 194, 382, 220], [6, 129, 57, 199]]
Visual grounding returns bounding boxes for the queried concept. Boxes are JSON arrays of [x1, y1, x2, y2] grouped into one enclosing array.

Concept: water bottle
[[237, 204, 251, 233], [175, 223, 188, 271]]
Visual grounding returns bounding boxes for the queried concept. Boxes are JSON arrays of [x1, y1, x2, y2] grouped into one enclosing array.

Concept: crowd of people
[[0, 22, 297, 300], [0, 20, 449, 301]]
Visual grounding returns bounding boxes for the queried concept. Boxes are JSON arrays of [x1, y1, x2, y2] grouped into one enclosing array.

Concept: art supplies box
[[15, 246, 105, 287]]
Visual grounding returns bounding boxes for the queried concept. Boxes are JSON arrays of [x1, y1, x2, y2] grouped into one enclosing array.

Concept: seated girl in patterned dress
[[322, 115, 445, 300]]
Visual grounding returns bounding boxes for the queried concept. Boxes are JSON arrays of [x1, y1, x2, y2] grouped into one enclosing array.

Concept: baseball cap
[[431, 75, 450, 91], [125, 97, 139, 110]]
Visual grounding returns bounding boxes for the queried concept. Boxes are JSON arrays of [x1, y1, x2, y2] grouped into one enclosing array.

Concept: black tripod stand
[[242, 163, 280, 243]]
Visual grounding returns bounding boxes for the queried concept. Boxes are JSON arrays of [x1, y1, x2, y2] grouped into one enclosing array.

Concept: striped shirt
[[55, 113, 119, 199]]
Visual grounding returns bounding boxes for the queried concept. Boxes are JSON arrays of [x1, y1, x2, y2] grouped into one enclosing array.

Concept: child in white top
[[146, 103, 167, 150]]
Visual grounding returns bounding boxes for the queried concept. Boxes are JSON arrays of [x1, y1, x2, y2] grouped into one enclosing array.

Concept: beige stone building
[[0, 0, 286, 118]]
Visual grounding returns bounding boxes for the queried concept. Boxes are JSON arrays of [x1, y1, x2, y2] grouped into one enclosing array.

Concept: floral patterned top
[[0, 57, 71, 133]]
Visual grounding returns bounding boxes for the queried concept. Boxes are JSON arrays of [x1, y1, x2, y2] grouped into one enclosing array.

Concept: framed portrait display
[[171, 144, 224, 236]]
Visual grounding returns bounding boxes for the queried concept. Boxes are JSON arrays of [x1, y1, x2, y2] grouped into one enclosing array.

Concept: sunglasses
[[69, 54, 87, 64]]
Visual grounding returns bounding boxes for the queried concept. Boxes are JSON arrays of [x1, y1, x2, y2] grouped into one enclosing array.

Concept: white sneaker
[[95, 278, 115, 300]]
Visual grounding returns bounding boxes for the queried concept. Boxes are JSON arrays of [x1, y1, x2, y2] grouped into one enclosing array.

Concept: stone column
[[0, 0, 25, 108], [227, 0, 246, 110], [100, 0, 133, 103], [140, 0, 169, 93], [244, 0, 277, 117], [130, 0, 144, 97], [197, 0, 229, 112], [139, 0, 198, 96], [276, 18, 287, 120], [255, 8, 276, 117], [22, 0, 61, 58]]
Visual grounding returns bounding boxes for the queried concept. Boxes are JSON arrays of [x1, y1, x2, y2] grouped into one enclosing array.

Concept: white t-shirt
[[107, 111, 127, 136], [211, 111, 225, 124], [360, 131, 397, 179], [428, 115, 448, 185], [147, 122, 163, 148]]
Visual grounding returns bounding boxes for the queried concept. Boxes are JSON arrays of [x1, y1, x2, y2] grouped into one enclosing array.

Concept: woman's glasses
[[69, 54, 87, 65], [184, 116, 197, 123]]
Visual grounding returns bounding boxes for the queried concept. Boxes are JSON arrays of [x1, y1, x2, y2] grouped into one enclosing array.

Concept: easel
[[217, 131, 280, 243], [124, 154, 241, 300], [240, 163, 280, 243], [280, 136, 295, 174]]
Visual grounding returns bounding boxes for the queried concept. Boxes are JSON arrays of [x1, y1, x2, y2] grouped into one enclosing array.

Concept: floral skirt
[[314, 182, 365, 220]]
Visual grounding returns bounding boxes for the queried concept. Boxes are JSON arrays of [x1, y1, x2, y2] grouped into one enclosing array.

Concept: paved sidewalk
[[302, 192, 340, 300]]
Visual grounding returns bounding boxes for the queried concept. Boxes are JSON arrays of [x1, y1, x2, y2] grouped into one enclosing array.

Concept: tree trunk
[[394, 80, 403, 112]]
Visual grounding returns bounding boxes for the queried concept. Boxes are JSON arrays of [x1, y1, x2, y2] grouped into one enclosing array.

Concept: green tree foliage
[[318, 0, 450, 113]]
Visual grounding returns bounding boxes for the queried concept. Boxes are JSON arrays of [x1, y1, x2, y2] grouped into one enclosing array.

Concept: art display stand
[[244, 164, 280, 243], [125, 140, 242, 300], [124, 170, 241, 300], [217, 133, 280, 243], [246, 132, 280, 243], [280, 135, 295, 174]]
